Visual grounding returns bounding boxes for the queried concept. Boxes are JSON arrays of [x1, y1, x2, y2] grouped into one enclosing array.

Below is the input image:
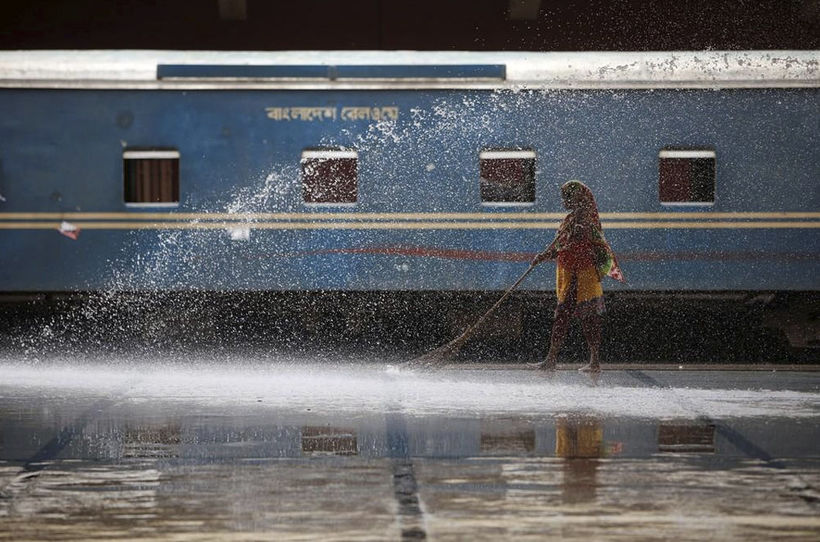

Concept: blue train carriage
[[0, 50, 817, 345]]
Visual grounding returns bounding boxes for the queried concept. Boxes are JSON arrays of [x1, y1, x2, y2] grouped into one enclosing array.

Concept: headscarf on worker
[[548, 180, 624, 283]]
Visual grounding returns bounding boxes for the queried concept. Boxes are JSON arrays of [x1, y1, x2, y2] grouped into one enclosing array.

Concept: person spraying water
[[530, 181, 625, 372]]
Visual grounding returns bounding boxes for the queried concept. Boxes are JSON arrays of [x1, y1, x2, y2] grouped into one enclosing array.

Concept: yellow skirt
[[556, 265, 603, 305]]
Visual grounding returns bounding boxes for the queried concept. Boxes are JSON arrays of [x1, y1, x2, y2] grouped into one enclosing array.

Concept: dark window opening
[[301, 149, 358, 204], [659, 148, 715, 205], [479, 149, 536, 204], [123, 150, 180, 205]]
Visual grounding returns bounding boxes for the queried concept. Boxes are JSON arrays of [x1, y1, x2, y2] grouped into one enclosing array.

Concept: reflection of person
[[555, 416, 622, 504], [555, 417, 603, 504], [530, 181, 624, 372], [555, 417, 604, 458]]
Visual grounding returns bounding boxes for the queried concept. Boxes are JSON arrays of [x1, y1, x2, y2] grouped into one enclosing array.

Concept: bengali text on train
[[265, 106, 399, 122]]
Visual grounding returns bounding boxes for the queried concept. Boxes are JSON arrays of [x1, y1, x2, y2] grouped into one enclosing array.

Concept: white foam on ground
[[1, 362, 818, 419]]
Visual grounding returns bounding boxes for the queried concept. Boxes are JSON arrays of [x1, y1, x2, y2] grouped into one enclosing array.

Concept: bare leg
[[534, 275, 577, 370], [578, 313, 602, 372], [544, 309, 572, 367], [531, 275, 576, 371], [529, 308, 571, 370]]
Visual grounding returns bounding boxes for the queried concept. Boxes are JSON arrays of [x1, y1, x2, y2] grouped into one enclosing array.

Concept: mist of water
[[2, 361, 818, 419], [12, 89, 573, 358]]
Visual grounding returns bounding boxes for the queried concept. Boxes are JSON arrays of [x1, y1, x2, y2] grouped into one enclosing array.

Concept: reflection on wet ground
[[0, 363, 819, 540]]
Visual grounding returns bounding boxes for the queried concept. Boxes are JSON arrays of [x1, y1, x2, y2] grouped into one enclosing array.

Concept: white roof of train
[[0, 50, 817, 89]]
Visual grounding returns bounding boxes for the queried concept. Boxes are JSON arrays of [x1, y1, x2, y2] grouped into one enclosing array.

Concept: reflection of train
[[11, 411, 818, 464], [0, 50, 817, 344]]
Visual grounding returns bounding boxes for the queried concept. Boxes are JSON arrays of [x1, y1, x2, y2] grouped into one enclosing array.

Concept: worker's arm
[[531, 240, 559, 266]]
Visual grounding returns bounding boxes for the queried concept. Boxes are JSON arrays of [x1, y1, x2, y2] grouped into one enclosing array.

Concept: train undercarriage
[[0, 290, 815, 363]]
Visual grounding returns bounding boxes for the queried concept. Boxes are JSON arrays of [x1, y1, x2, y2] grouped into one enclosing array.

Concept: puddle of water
[[1, 362, 819, 540]]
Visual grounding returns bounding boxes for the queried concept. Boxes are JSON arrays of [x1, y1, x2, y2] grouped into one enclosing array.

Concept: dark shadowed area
[[0, 290, 812, 364], [0, 0, 818, 51]]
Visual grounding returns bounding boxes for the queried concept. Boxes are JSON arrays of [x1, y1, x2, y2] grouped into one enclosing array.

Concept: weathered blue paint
[[0, 87, 817, 292]]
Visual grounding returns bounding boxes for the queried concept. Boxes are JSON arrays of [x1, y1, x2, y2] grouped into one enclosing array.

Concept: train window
[[659, 148, 716, 205], [479, 149, 536, 205], [301, 149, 358, 205], [123, 150, 180, 206]]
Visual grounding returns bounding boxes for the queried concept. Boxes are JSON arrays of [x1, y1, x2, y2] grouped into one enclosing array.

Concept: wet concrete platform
[[1, 362, 819, 540]]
